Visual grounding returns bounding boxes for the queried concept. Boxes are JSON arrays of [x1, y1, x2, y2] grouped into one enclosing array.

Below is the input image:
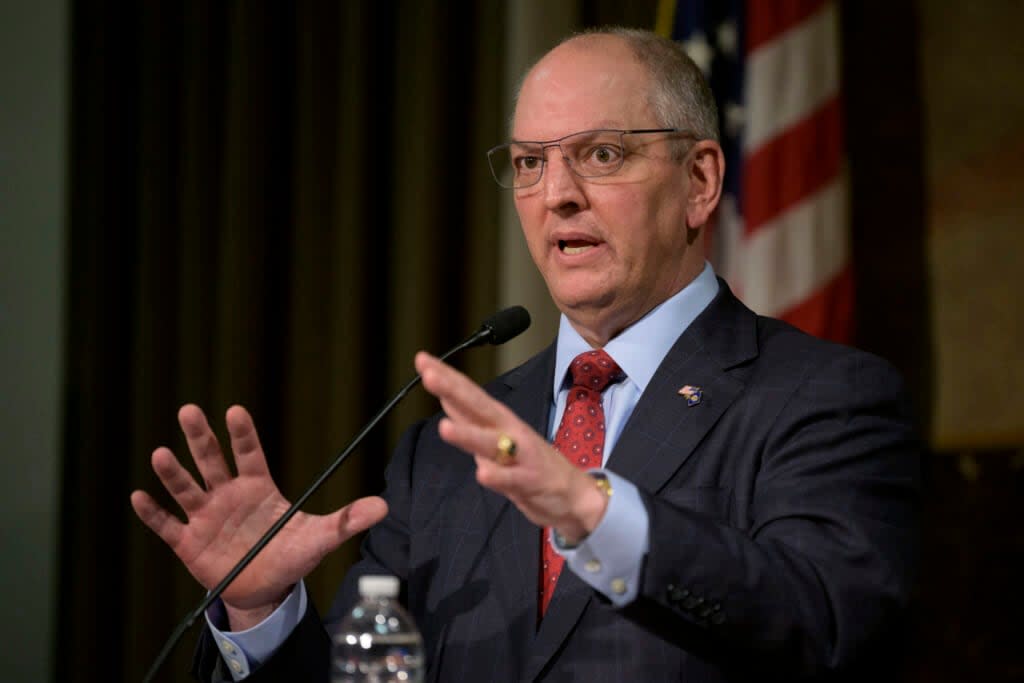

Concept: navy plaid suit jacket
[[195, 281, 920, 682]]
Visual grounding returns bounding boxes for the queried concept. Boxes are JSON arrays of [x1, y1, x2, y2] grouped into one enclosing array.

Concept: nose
[[541, 150, 586, 212]]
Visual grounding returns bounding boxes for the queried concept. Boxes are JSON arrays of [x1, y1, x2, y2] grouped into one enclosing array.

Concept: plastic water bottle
[[330, 575, 424, 683]]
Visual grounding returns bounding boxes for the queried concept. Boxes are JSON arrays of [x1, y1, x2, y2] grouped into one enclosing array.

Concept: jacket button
[[666, 584, 689, 604]]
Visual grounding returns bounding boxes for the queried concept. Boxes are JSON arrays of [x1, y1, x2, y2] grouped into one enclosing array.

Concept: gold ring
[[496, 433, 517, 465]]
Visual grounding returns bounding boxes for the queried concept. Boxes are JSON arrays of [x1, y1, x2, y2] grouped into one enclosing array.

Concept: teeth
[[563, 244, 593, 255]]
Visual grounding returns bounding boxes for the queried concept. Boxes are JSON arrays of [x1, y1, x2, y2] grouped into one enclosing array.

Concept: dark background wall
[[0, 2, 65, 681]]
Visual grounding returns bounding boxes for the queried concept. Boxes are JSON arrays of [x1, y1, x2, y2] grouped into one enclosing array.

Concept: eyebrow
[[515, 129, 690, 152]]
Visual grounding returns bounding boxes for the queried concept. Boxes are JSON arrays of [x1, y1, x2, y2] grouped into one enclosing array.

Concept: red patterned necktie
[[539, 349, 624, 618]]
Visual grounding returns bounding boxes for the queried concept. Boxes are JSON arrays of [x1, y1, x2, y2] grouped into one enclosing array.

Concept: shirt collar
[[553, 261, 719, 395]]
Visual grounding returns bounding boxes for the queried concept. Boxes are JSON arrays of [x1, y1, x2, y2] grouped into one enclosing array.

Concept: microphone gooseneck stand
[[142, 306, 530, 682]]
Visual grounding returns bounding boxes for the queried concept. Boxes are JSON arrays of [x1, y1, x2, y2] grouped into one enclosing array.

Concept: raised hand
[[415, 352, 608, 544], [130, 404, 387, 628]]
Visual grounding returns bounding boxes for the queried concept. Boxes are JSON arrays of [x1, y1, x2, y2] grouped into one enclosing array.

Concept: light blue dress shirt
[[546, 262, 719, 604], [208, 263, 720, 680]]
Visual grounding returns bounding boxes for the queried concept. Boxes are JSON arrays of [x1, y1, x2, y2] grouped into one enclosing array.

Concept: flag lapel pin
[[678, 385, 703, 406]]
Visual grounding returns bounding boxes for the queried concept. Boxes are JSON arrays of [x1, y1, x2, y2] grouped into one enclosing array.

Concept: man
[[132, 28, 920, 681]]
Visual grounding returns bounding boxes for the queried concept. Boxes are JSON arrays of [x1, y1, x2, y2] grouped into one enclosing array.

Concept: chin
[[547, 270, 616, 301], [551, 289, 617, 318]]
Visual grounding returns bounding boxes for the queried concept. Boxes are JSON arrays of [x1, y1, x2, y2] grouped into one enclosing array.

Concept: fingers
[[419, 352, 541, 471], [225, 405, 272, 478], [151, 446, 207, 514], [438, 415, 566, 497], [432, 385, 587, 531], [472, 453, 522, 491], [130, 488, 185, 549], [437, 415, 506, 463], [416, 352, 515, 427], [178, 404, 232, 489]]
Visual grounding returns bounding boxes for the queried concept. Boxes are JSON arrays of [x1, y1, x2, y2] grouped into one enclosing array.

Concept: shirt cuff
[[205, 581, 308, 680], [554, 469, 650, 606]]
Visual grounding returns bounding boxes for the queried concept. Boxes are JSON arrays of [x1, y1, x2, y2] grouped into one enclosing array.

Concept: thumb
[[322, 496, 389, 552]]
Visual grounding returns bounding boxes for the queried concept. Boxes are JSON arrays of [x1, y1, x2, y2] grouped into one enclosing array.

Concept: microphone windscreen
[[482, 306, 531, 345]]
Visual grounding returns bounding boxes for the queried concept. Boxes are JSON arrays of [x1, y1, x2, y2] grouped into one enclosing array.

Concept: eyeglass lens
[[490, 130, 627, 189]]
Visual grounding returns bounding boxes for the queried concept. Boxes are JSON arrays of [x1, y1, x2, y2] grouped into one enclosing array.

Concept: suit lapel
[[523, 282, 759, 681], [478, 345, 556, 657], [608, 282, 757, 492]]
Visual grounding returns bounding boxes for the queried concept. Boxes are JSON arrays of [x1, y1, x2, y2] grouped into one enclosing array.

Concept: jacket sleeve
[[191, 601, 331, 683]]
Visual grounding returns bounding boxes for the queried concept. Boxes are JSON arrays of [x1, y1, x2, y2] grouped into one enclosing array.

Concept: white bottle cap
[[358, 574, 400, 599]]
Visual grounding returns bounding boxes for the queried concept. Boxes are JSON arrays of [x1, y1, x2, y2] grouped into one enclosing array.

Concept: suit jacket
[[194, 282, 921, 682]]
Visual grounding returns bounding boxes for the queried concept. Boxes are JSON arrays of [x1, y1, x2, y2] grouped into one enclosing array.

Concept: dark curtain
[[60, 1, 505, 680]]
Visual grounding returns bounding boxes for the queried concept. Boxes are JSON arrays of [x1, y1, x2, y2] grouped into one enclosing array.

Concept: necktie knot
[[569, 349, 624, 393]]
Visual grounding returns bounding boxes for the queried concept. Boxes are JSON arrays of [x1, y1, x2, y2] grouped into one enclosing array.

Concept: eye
[[514, 155, 543, 171], [584, 144, 622, 166]]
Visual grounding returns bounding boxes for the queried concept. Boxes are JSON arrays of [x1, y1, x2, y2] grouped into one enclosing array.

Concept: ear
[[685, 141, 725, 229]]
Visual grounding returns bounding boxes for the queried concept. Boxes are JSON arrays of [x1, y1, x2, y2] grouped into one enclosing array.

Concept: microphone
[[142, 306, 531, 682], [457, 305, 532, 349]]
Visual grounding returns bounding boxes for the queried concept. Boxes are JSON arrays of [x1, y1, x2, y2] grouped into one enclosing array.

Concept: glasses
[[486, 128, 688, 189]]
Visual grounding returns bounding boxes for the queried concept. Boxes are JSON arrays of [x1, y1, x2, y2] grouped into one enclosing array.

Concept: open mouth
[[558, 239, 598, 255]]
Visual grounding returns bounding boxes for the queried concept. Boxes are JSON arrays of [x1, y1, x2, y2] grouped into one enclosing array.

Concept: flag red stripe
[[742, 95, 843, 234], [746, 0, 829, 54], [779, 265, 854, 341]]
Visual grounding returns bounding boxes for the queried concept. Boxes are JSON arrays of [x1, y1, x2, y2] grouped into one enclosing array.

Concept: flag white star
[[716, 20, 738, 57], [725, 101, 745, 138], [683, 31, 714, 75]]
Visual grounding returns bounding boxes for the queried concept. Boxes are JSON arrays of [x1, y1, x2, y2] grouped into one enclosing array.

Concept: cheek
[[614, 198, 689, 280], [648, 186, 690, 246], [514, 196, 538, 233], [514, 198, 550, 258], [601, 191, 668, 257]]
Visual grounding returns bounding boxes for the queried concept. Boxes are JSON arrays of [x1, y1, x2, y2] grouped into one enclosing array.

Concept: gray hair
[[513, 27, 720, 143]]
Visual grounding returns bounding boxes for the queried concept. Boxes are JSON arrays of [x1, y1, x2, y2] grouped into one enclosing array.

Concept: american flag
[[658, 0, 853, 342]]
